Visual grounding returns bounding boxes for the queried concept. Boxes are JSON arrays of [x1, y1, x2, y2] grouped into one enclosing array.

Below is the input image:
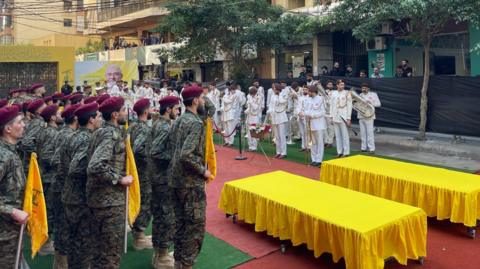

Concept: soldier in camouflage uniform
[[87, 97, 133, 269], [63, 102, 103, 269], [18, 99, 46, 175], [29, 83, 47, 101], [51, 103, 81, 269], [168, 86, 212, 269], [0, 106, 29, 268], [37, 104, 63, 255], [201, 85, 216, 121], [149, 96, 181, 269], [130, 98, 153, 250]]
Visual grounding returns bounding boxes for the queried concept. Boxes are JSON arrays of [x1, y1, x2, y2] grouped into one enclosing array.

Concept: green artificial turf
[[23, 224, 252, 269]]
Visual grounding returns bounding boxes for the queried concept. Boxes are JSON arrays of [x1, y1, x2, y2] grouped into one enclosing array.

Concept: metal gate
[[0, 62, 58, 97]]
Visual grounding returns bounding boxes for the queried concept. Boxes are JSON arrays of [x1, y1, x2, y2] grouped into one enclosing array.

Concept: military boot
[[152, 248, 174, 269], [52, 251, 68, 269], [38, 239, 55, 256], [132, 231, 153, 250]]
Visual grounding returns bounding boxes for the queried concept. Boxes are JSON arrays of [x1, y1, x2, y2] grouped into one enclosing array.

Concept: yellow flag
[[125, 135, 141, 226], [23, 153, 49, 258], [205, 118, 217, 182]]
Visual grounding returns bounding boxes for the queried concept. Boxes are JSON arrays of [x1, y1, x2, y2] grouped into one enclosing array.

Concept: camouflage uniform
[[51, 126, 76, 256], [0, 139, 26, 268], [37, 123, 58, 239], [202, 95, 216, 121], [62, 127, 94, 269], [129, 121, 152, 236], [148, 118, 175, 250], [18, 115, 44, 175], [86, 121, 126, 269], [168, 110, 206, 266]]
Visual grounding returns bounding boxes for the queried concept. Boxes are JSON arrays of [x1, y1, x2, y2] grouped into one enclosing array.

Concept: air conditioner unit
[[366, 37, 387, 51], [380, 22, 393, 35]]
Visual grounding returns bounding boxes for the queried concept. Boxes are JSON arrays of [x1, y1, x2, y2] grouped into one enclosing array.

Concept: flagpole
[[15, 224, 25, 269], [124, 186, 129, 254]]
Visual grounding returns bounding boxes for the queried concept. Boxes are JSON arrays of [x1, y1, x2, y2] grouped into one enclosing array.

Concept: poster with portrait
[[75, 60, 139, 92]]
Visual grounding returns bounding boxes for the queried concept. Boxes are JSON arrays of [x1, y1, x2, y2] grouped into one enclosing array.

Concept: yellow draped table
[[219, 171, 427, 269], [320, 155, 480, 231]]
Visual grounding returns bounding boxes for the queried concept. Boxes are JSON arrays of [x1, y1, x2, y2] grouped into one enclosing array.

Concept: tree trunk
[[418, 41, 431, 140]]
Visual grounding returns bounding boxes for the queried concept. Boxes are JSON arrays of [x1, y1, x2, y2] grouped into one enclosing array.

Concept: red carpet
[[208, 146, 480, 268]]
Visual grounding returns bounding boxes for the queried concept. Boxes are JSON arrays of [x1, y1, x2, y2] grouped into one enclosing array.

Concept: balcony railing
[[97, 0, 168, 22]]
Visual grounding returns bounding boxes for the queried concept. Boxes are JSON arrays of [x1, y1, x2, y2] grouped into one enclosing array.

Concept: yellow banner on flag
[[205, 118, 217, 182], [23, 153, 48, 258], [125, 135, 141, 226]]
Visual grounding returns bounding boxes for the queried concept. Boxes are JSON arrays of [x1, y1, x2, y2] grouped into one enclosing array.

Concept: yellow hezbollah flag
[[125, 134, 141, 226], [23, 153, 48, 258], [205, 118, 217, 182]]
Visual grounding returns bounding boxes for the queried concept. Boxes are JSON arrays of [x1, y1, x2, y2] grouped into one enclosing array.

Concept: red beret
[[52, 92, 64, 101], [43, 96, 53, 103], [159, 96, 180, 107], [18, 88, 28, 93], [75, 102, 99, 118], [0, 99, 7, 108], [68, 93, 84, 104], [22, 101, 31, 112], [96, 94, 110, 105], [61, 103, 81, 119], [0, 106, 20, 126], [11, 103, 22, 112], [99, 97, 124, 114], [84, 96, 98, 104], [181, 86, 203, 100], [29, 83, 44, 92], [27, 99, 45, 114], [40, 105, 59, 120], [133, 98, 150, 115], [9, 89, 18, 95]]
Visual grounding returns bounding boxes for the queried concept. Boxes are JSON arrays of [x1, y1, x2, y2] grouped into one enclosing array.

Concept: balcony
[[97, 0, 169, 22]]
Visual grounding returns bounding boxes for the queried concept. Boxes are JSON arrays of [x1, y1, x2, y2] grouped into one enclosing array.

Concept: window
[[64, 0, 72, 11], [64, 18, 73, 27], [76, 0, 84, 10]]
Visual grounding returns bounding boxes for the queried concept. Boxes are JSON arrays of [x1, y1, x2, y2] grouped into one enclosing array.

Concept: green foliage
[[75, 39, 105, 55], [155, 0, 308, 86]]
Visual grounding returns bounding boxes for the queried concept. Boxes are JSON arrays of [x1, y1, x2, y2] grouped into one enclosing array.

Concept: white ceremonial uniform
[[358, 91, 381, 152], [283, 87, 295, 144], [324, 89, 335, 145], [108, 85, 122, 97], [207, 88, 221, 127], [137, 86, 154, 100], [295, 94, 309, 150], [234, 89, 246, 125], [256, 86, 265, 110], [268, 93, 288, 156], [305, 95, 327, 163], [306, 79, 318, 86], [222, 90, 238, 145], [266, 88, 274, 110], [245, 94, 262, 150], [330, 89, 353, 155]]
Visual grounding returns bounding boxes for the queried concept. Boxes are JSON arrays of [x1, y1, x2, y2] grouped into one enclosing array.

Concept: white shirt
[[234, 89, 246, 119], [305, 95, 327, 130], [222, 91, 237, 122], [358, 91, 381, 119], [371, 73, 384, 78], [245, 94, 262, 124], [207, 88, 221, 112], [137, 86, 154, 100], [295, 94, 309, 119], [108, 85, 122, 97], [267, 93, 288, 125], [329, 90, 353, 123], [266, 88, 274, 109]]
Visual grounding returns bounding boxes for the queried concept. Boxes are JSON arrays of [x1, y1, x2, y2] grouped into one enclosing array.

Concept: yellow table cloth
[[320, 155, 480, 227], [219, 171, 426, 269]]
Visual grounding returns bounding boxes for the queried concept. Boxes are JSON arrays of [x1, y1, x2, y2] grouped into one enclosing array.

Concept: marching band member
[[358, 83, 381, 153], [245, 87, 262, 151], [329, 79, 352, 157], [207, 82, 221, 128], [323, 81, 335, 147], [305, 85, 327, 167], [295, 85, 309, 151], [295, 86, 309, 151], [221, 85, 238, 146], [268, 83, 288, 159]]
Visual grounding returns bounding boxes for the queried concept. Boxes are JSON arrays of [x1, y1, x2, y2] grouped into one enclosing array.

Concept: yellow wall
[[0, 46, 75, 91], [31, 34, 102, 50], [12, 0, 83, 44]]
